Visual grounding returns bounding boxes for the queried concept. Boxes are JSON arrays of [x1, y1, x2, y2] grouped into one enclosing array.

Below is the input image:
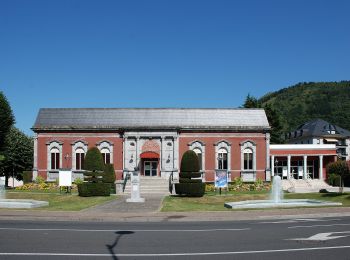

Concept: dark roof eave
[[32, 125, 271, 132]]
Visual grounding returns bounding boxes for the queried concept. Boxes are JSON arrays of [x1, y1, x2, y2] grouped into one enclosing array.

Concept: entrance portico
[[270, 144, 337, 180], [123, 131, 179, 179]]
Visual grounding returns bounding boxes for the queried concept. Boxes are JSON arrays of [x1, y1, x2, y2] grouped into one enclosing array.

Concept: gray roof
[[32, 108, 270, 132], [294, 119, 350, 138]]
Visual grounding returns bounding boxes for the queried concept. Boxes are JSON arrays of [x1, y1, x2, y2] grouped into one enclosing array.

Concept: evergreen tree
[[0, 127, 33, 186], [242, 93, 283, 144], [0, 92, 15, 156], [243, 94, 260, 108]]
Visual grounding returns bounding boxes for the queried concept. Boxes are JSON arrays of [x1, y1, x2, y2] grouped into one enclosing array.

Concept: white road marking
[[289, 223, 350, 229], [259, 218, 340, 224], [0, 227, 249, 232], [289, 231, 350, 241], [1, 245, 350, 257]]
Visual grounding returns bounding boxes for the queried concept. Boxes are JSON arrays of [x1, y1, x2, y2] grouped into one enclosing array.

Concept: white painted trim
[[47, 141, 63, 170], [270, 144, 336, 150], [71, 141, 88, 171]]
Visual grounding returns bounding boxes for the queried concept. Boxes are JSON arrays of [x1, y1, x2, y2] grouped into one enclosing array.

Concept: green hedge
[[179, 178, 202, 183], [179, 172, 201, 178], [78, 183, 111, 197], [175, 183, 206, 197]]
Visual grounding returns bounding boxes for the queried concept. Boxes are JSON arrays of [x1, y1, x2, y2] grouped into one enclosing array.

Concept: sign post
[[215, 170, 228, 195], [59, 169, 72, 193]]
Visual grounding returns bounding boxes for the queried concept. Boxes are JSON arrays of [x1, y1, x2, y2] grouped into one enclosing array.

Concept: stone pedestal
[[126, 171, 145, 203]]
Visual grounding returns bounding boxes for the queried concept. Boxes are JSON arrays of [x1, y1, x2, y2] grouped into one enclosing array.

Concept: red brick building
[[32, 108, 272, 182]]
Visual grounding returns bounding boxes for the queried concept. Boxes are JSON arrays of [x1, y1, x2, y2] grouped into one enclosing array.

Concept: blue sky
[[1, 0, 349, 136]]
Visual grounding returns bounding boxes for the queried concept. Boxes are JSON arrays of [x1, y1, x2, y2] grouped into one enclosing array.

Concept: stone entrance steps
[[123, 177, 170, 195]]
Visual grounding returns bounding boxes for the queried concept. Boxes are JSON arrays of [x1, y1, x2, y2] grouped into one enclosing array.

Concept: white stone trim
[[97, 141, 113, 164], [71, 141, 88, 171], [189, 141, 206, 171], [33, 134, 38, 180], [240, 141, 256, 172], [215, 141, 231, 170], [47, 141, 63, 170]]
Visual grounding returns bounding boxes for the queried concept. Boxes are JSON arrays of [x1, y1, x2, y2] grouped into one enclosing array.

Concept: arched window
[[240, 141, 256, 172], [193, 148, 203, 171], [75, 148, 85, 170], [218, 148, 228, 170], [188, 140, 206, 171], [101, 147, 111, 164], [243, 148, 253, 170], [47, 141, 63, 171], [50, 147, 60, 170], [97, 140, 113, 164]]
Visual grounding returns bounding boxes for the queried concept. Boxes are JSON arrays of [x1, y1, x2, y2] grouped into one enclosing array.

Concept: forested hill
[[259, 81, 350, 132]]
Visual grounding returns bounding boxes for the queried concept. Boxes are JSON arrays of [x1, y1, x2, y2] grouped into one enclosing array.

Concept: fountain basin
[[224, 199, 342, 209], [0, 199, 49, 209]]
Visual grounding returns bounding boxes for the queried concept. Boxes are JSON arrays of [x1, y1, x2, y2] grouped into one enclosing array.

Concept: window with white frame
[[50, 147, 60, 170], [240, 141, 256, 172], [243, 148, 253, 170], [75, 148, 85, 170], [193, 148, 203, 170], [97, 140, 113, 164], [189, 140, 205, 171], [101, 147, 111, 164], [218, 148, 228, 170]]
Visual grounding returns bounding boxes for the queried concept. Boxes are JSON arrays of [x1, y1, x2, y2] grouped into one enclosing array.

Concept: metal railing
[[122, 173, 130, 193]]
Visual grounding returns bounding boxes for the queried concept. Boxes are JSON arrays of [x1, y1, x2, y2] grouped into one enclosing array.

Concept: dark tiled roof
[[294, 119, 350, 138], [32, 108, 270, 131]]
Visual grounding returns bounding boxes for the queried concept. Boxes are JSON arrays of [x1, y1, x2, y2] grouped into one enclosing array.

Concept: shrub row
[[77, 183, 111, 197], [175, 183, 205, 197]]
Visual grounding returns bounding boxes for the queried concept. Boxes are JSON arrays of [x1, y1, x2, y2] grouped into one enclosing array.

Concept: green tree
[[0, 92, 15, 156], [78, 147, 110, 196], [0, 127, 33, 187], [83, 147, 104, 173], [242, 93, 283, 144], [243, 94, 260, 108], [326, 160, 350, 193], [175, 150, 205, 197]]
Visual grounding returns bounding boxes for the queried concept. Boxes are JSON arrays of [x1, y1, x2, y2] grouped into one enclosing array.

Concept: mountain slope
[[259, 81, 350, 132]]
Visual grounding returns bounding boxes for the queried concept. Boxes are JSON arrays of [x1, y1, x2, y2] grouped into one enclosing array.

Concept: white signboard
[[59, 170, 72, 187]]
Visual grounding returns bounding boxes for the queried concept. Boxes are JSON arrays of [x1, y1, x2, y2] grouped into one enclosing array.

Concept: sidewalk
[[1, 194, 350, 222]]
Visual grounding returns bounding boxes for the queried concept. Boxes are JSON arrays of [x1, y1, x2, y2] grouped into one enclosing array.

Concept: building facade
[[32, 108, 271, 182], [32, 108, 339, 184], [285, 119, 350, 160]]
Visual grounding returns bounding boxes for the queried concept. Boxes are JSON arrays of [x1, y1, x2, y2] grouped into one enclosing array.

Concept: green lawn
[[161, 192, 350, 212], [4, 191, 117, 211]]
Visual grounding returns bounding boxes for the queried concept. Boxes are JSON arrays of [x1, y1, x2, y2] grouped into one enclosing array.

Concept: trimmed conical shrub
[[83, 147, 104, 172], [175, 150, 205, 197], [103, 164, 116, 194], [78, 147, 110, 197]]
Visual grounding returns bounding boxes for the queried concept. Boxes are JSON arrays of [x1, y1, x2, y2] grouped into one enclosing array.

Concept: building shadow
[[106, 230, 134, 260]]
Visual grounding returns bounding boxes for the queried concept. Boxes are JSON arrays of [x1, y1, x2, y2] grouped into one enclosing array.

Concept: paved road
[[0, 216, 350, 259]]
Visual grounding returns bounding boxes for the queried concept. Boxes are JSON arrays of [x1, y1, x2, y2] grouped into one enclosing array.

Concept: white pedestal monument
[[126, 171, 145, 203]]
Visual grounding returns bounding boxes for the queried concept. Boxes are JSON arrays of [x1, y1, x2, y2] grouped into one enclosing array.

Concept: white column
[[32, 134, 38, 180], [135, 136, 140, 168], [174, 137, 179, 170], [319, 155, 324, 180], [271, 155, 275, 177], [303, 155, 307, 179], [287, 155, 291, 179]]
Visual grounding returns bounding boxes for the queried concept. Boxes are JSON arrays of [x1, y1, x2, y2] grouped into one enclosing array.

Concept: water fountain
[[224, 175, 342, 209], [0, 177, 49, 209]]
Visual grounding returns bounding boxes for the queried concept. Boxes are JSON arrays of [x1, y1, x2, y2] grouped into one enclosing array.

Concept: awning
[[140, 151, 159, 159], [324, 138, 338, 143]]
